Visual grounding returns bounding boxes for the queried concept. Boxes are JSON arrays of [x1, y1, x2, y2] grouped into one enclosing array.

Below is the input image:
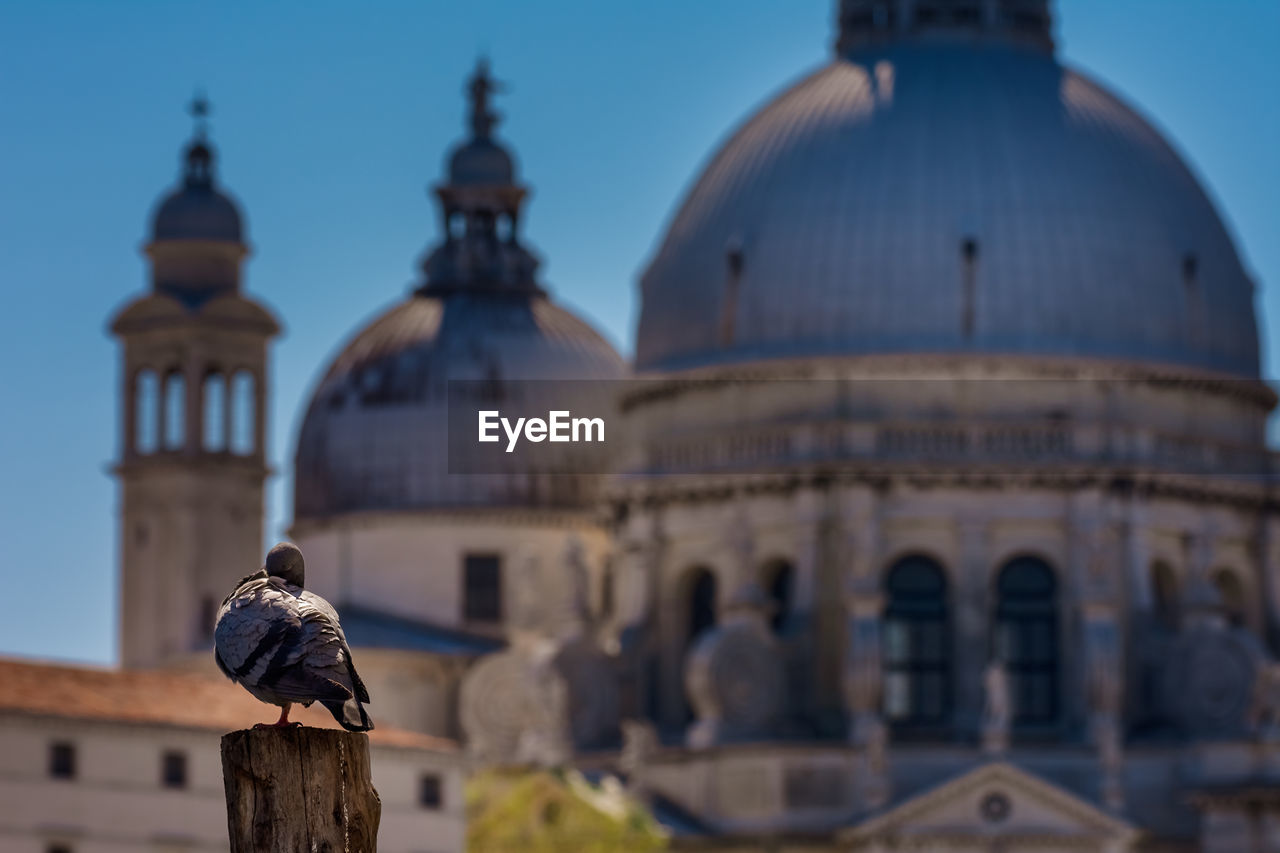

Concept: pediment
[[843, 762, 1138, 849]]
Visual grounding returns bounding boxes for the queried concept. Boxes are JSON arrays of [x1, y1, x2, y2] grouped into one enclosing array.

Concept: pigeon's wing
[[214, 577, 292, 683], [300, 589, 371, 704], [276, 594, 373, 731], [262, 601, 354, 702]]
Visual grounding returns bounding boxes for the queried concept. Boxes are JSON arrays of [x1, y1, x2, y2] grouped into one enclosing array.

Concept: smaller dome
[[151, 183, 244, 243], [448, 138, 515, 186], [151, 139, 244, 244], [294, 293, 626, 518]]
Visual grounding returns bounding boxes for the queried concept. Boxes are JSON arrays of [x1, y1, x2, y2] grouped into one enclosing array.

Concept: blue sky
[[1, 0, 1277, 664]]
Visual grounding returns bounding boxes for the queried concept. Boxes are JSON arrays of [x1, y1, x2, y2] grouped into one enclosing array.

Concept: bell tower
[[111, 97, 280, 669]]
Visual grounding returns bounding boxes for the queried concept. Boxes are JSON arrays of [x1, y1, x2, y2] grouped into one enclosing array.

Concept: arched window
[[203, 372, 226, 451], [134, 369, 159, 454], [685, 568, 717, 647], [1213, 569, 1246, 628], [994, 557, 1059, 727], [163, 371, 185, 450], [760, 558, 794, 632], [882, 555, 950, 727], [231, 370, 255, 455], [1151, 560, 1179, 631]]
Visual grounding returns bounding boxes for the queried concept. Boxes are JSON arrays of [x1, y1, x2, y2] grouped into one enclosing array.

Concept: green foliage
[[466, 767, 668, 853]]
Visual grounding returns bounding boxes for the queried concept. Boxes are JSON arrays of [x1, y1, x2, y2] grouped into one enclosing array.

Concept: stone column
[[1073, 494, 1126, 810], [723, 504, 755, 593], [184, 349, 202, 456], [955, 516, 990, 739], [1123, 500, 1152, 610], [846, 585, 889, 810], [786, 490, 824, 729], [615, 510, 664, 725], [842, 487, 888, 809], [222, 368, 234, 452], [123, 360, 138, 458], [1083, 600, 1124, 811], [827, 486, 878, 736], [1121, 504, 1154, 727], [844, 588, 885, 740], [790, 490, 823, 611], [155, 362, 168, 451], [253, 366, 267, 460]]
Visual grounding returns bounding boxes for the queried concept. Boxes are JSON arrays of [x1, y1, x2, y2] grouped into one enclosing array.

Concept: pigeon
[[214, 542, 373, 732]]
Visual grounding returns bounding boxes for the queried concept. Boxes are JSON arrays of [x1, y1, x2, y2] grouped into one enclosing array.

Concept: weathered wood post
[[221, 727, 381, 852]]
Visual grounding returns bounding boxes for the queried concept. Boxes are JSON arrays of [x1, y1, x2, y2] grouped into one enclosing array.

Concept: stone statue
[[509, 553, 545, 636], [982, 659, 1011, 754], [619, 719, 658, 796], [513, 645, 572, 767], [560, 535, 591, 637], [460, 633, 577, 766], [684, 583, 784, 748], [467, 57, 503, 139]]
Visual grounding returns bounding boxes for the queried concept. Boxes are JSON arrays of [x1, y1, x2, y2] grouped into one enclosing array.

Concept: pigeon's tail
[[323, 697, 374, 732]]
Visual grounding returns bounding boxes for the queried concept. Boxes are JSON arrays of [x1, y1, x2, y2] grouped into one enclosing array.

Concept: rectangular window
[[419, 773, 443, 809], [49, 742, 76, 780], [463, 554, 502, 623], [162, 750, 188, 789]]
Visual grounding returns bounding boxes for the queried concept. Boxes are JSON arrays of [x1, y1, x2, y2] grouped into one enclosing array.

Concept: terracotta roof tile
[[0, 657, 457, 752]]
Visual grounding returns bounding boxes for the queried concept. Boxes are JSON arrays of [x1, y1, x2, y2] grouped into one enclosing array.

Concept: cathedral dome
[[636, 34, 1259, 377], [151, 139, 244, 244]]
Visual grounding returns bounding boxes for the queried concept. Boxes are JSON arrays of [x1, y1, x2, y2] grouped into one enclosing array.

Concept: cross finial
[[188, 90, 211, 139], [182, 90, 215, 185], [467, 57, 503, 140]]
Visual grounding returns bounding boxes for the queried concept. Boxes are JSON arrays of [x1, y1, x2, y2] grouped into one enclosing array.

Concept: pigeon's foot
[[252, 703, 299, 729]]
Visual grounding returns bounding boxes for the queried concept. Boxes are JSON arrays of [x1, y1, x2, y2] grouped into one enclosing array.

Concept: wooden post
[[221, 727, 381, 852]]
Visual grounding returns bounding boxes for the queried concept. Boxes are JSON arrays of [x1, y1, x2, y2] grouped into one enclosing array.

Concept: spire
[[189, 90, 211, 139], [467, 58, 503, 140], [417, 60, 541, 296], [835, 0, 1054, 55], [182, 90, 216, 188]]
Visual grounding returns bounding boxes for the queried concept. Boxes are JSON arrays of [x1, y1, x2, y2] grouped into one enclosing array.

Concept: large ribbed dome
[[636, 40, 1259, 377]]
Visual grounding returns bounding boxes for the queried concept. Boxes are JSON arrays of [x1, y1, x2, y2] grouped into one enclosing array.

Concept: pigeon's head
[[264, 542, 306, 587]]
